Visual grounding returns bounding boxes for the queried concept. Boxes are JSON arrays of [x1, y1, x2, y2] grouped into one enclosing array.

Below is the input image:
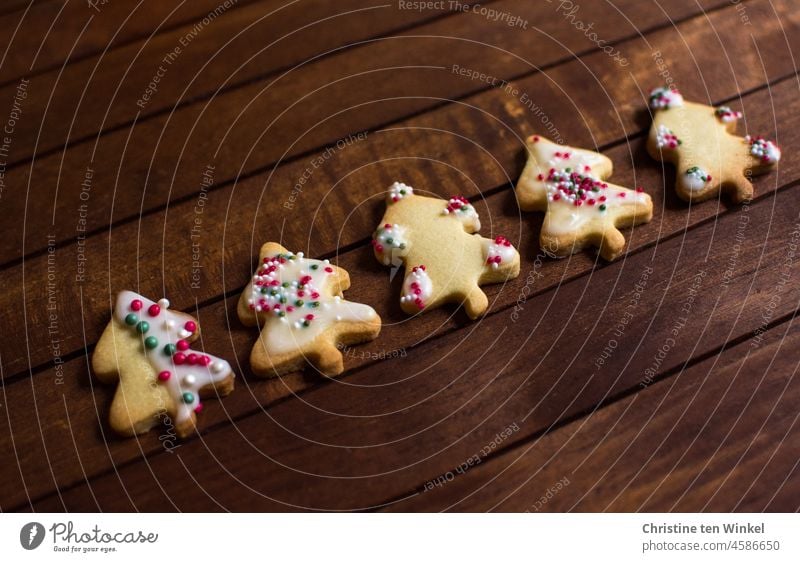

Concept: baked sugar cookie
[[517, 135, 653, 261], [373, 182, 520, 319], [92, 291, 235, 438], [646, 86, 781, 203], [238, 243, 381, 377]]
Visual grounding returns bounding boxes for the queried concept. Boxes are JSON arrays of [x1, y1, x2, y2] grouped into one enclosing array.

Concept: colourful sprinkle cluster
[[249, 252, 333, 329], [405, 265, 428, 310], [372, 223, 407, 254], [686, 166, 712, 184], [649, 87, 683, 110], [715, 106, 742, 122], [442, 195, 475, 216], [486, 236, 512, 267], [539, 167, 611, 211], [124, 298, 217, 411], [389, 181, 413, 203], [746, 135, 781, 164], [656, 125, 681, 149]]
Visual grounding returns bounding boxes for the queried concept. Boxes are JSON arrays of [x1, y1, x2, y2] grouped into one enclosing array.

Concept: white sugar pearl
[[158, 298, 170, 309], [164, 319, 176, 330], [184, 374, 196, 385], [178, 329, 192, 338], [212, 362, 225, 374]]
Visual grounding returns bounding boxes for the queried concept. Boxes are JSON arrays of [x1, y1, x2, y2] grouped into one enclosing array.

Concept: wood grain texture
[[0, 0, 267, 86], [0, 0, 733, 264], [2, 0, 798, 513], [2, 0, 796, 379], [386, 315, 800, 512], [2, 8, 799, 510], [22, 180, 800, 511]]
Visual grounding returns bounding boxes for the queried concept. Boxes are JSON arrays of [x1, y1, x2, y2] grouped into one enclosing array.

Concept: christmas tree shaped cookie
[[372, 182, 520, 319], [238, 243, 381, 377], [646, 86, 781, 203], [92, 291, 235, 438], [517, 135, 653, 261]]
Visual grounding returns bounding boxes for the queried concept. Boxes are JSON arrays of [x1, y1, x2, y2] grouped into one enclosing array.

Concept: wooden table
[[1, 0, 799, 512]]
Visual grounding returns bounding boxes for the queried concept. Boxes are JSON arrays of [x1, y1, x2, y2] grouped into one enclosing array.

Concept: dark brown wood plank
[[0, 0, 266, 86], [22, 179, 800, 511], [2, 0, 795, 378], [386, 316, 800, 512], [0, 0, 733, 264]]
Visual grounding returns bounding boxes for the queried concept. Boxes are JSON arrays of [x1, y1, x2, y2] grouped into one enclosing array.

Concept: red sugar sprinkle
[[194, 403, 204, 414], [618, 192, 626, 198], [325, 266, 333, 273], [184, 321, 197, 333], [148, 304, 160, 317], [130, 299, 143, 311], [173, 352, 186, 365], [177, 339, 190, 351]]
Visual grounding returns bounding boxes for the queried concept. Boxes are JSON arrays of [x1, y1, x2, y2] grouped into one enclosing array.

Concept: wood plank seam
[[0, 0, 738, 269]]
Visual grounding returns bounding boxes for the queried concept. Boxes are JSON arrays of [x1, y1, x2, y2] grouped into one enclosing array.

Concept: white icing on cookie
[[246, 251, 378, 354], [372, 223, 410, 266], [525, 136, 649, 236], [441, 195, 481, 231], [649, 87, 684, 110], [746, 135, 781, 164], [681, 167, 712, 192], [400, 265, 432, 310], [483, 236, 516, 269], [388, 181, 413, 204], [114, 291, 232, 423]]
